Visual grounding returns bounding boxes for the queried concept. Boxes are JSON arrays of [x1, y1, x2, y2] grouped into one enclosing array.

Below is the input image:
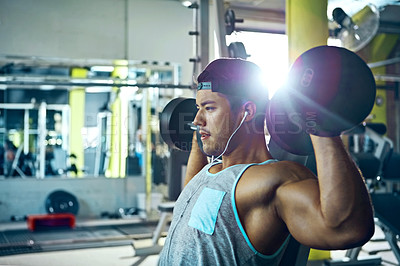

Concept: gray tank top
[[159, 159, 290, 265]]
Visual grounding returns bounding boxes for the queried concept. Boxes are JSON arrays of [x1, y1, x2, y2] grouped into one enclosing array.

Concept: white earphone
[[211, 110, 249, 163]]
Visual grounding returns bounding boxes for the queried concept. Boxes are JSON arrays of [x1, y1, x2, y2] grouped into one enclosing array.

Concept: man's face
[[193, 90, 238, 156]]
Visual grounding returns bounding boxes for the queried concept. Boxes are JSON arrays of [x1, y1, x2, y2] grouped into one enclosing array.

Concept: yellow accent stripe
[[69, 68, 87, 177], [106, 60, 128, 178], [368, 34, 399, 126], [286, 0, 328, 64]]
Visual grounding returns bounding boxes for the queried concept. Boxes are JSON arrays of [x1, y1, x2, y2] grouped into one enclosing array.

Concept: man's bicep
[[275, 178, 331, 247], [276, 178, 358, 249]]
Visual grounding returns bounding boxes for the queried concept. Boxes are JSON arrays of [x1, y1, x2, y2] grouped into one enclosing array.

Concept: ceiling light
[[181, 0, 193, 7], [90, 66, 114, 72]]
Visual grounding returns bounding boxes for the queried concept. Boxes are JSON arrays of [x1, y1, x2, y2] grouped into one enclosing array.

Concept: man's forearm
[[310, 135, 373, 228], [184, 132, 208, 186]]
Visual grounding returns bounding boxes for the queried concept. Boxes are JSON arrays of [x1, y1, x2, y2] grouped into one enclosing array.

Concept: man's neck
[[218, 133, 272, 170]]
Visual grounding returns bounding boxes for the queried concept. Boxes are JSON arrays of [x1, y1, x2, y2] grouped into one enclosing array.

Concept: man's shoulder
[[243, 160, 315, 187], [234, 160, 315, 210]]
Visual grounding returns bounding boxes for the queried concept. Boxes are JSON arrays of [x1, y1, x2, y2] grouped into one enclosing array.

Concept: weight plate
[[266, 89, 314, 156], [45, 190, 79, 215], [267, 46, 376, 155], [160, 97, 197, 151], [287, 45, 376, 136]]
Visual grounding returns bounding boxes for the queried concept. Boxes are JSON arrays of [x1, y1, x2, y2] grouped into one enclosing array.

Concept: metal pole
[[23, 109, 29, 155], [199, 0, 210, 70], [124, 0, 129, 60], [61, 106, 69, 152], [214, 0, 229, 58], [395, 87, 400, 153], [94, 113, 106, 177], [38, 102, 47, 178], [192, 2, 200, 78], [145, 88, 152, 217], [0, 80, 192, 89], [103, 112, 112, 175], [368, 57, 400, 69], [142, 80, 152, 218]]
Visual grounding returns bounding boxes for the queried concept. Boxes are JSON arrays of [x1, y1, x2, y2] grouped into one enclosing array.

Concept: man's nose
[[193, 110, 204, 127]]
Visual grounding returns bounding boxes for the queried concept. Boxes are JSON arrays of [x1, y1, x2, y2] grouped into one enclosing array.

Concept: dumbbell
[[160, 46, 376, 156], [266, 45, 376, 155], [159, 97, 202, 152]]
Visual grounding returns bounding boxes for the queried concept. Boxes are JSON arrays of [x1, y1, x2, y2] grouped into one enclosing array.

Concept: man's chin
[[202, 147, 221, 158], [201, 145, 213, 157]]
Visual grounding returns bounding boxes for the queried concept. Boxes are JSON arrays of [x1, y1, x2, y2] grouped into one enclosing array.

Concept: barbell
[[160, 45, 376, 156]]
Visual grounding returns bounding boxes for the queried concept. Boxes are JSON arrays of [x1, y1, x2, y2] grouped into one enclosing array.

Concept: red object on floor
[[27, 213, 76, 231]]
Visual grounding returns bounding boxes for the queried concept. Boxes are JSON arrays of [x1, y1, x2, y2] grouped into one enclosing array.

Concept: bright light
[[39, 85, 56, 90], [91, 65, 114, 72], [328, 36, 343, 47], [181, 1, 192, 7], [85, 86, 112, 93], [226, 32, 289, 98]]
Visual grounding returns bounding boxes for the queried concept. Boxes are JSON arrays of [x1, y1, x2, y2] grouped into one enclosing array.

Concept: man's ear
[[243, 101, 256, 122]]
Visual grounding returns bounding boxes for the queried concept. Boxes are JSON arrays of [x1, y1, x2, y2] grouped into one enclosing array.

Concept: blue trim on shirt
[[230, 159, 290, 259], [206, 161, 241, 177]]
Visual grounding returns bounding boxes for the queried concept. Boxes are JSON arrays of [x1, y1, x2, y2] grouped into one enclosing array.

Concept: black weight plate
[[160, 97, 197, 151], [267, 46, 376, 154], [45, 190, 79, 215], [225, 9, 236, 35], [266, 89, 313, 156], [287, 45, 376, 136]]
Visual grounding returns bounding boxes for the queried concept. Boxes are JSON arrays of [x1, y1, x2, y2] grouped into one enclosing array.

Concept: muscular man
[[159, 58, 374, 265]]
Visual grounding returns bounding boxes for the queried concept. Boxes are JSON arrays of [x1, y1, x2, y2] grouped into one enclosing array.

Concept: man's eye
[[205, 106, 215, 111]]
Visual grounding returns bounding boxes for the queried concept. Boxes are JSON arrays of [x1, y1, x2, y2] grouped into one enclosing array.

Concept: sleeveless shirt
[[158, 159, 290, 265]]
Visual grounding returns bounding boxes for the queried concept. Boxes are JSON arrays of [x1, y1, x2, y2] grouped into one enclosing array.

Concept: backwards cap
[[197, 58, 268, 100]]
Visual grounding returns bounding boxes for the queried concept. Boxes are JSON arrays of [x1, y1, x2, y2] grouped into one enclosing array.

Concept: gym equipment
[[326, 192, 400, 266], [225, 9, 243, 35], [132, 202, 175, 257], [45, 190, 80, 215], [160, 46, 376, 156], [370, 193, 400, 265], [267, 90, 314, 156], [324, 247, 381, 265], [0, 221, 163, 257], [8, 143, 27, 178], [267, 45, 376, 155], [228, 42, 249, 60], [347, 123, 393, 183], [27, 213, 76, 231], [331, 4, 380, 52], [159, 97, 199, 151]]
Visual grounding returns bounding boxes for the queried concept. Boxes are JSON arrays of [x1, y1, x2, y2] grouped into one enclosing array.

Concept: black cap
[[197, 58, 268, 100]]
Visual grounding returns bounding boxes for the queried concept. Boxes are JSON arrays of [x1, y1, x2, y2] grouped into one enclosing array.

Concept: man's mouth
[[199, 130, 210, 141]]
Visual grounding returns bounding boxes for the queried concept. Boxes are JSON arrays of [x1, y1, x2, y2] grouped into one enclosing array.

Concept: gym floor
[[0, 223, 398, 266]]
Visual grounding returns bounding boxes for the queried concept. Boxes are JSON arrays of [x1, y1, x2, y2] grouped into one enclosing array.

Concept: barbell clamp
[[187, 122, 199, 131]]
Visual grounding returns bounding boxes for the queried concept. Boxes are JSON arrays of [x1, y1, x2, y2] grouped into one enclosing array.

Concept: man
[[158, 58, 374, 265]]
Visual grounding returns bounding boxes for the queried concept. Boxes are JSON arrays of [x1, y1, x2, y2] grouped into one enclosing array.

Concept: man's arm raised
[[184, 132, 208, 186], [275, 135, 374, 250]]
